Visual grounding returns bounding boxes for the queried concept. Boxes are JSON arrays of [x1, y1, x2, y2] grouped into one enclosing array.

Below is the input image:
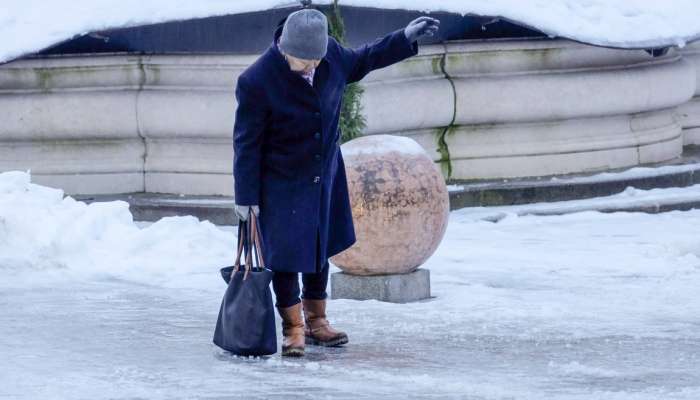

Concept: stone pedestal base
[[331, 269, 430, 303]]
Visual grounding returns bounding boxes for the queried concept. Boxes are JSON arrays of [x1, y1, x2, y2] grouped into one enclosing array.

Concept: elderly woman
[[233, 6, 439, 357]]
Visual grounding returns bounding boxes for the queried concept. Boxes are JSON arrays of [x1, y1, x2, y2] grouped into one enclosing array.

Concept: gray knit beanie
[[278, 8, 328, 60]]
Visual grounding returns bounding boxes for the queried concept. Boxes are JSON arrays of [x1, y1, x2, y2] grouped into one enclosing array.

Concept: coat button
[[314, 154, 321, 160], [313, 176, 320, 183], [314, 132, 320, 140]]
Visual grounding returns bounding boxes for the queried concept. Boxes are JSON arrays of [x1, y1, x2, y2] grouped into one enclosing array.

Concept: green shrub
[[325, 0, 366, 144]]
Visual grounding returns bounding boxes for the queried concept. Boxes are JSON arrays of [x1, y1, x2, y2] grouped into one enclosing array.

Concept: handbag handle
[[249, 210, 267, 270], [236, 210, 259, 281], [231, 209, 266, 281], [232, 218, 254, 279], [232, 219, 246, 271]]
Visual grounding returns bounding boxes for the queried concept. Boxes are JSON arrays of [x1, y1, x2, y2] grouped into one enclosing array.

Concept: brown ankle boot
[[277, 303, 305, 357], [302, 299, 349, 347]]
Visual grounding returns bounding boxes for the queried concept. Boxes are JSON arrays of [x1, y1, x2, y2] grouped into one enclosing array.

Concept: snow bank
[[2, 1, 700, 65], [0, 171, 235, 288]]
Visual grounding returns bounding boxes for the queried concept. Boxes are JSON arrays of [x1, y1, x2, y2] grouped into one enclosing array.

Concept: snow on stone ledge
[[1, 1, 700, 65]]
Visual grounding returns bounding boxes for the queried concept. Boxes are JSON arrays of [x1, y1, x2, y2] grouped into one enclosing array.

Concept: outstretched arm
[[337, 16, 440, 84]]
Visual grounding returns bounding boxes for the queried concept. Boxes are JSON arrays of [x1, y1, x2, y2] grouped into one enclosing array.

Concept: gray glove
[[235, 204, 259, 221], [404, 16, 440, 43]]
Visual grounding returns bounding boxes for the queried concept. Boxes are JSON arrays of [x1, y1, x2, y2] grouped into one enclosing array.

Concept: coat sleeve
[[336, 28, 419, 84], [233, 74, 268, 206]]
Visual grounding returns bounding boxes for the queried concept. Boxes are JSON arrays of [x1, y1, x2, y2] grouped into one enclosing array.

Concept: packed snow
[[447, 162, 700, 192], [2, 1, 700, 65], [459, 184, 700, 221], [1, 170, 700, 399], [549, 163, 700, 184]]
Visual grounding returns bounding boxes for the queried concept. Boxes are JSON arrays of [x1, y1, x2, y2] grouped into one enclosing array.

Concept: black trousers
[[272, 229, 329, 308]]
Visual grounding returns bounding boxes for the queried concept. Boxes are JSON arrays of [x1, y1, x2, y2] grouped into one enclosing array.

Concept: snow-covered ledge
[[679, 41, 700, 146], [0, 38, 696, 195]]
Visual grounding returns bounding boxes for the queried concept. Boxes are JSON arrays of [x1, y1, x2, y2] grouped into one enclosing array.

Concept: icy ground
[[1, 171, 700, 399]]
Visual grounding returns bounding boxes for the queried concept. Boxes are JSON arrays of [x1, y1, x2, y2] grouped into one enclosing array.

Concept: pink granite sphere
[[330, 134, 450, 275]]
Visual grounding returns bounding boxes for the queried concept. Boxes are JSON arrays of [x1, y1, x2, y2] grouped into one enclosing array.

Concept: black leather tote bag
[[213, 210, 277, 356]]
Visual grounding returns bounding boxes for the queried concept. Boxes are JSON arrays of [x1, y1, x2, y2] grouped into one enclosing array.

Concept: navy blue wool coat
[[233, 24, 418, 274]]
